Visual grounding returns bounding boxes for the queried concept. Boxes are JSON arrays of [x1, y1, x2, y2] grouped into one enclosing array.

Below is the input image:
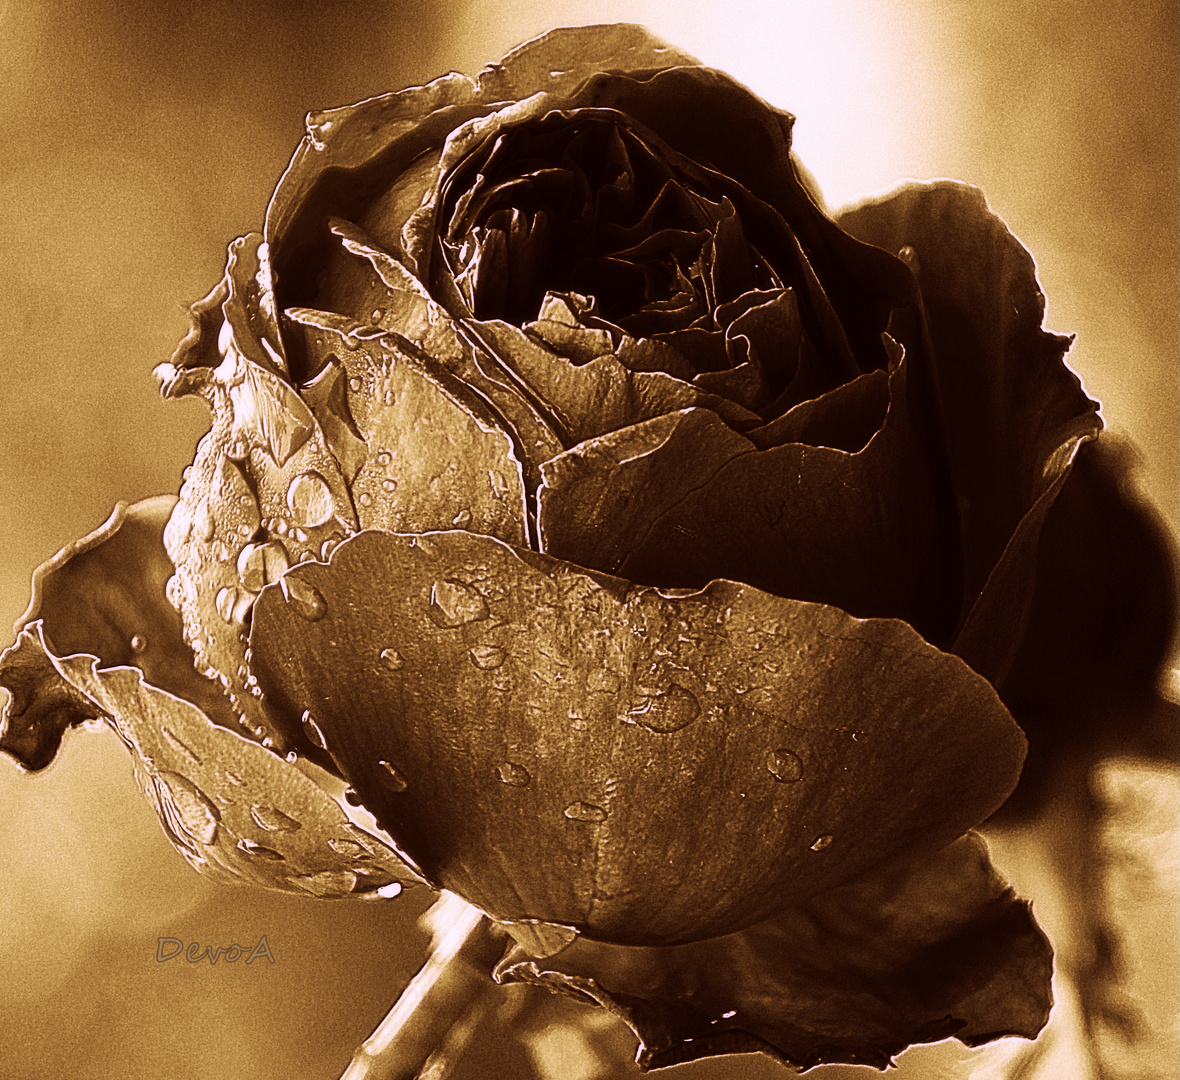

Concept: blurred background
[[0, 1, 1175, 1077]]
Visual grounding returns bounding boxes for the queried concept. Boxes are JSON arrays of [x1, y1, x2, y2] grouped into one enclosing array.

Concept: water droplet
[[383, 390, 395, 406], [286, 471, 334, 528], [159, 772, 220, 845], [251, 805, 302, 832], [563, 801, 608, 823], [301, 710, 328, 750], [280, 576, 327, 621], [451, 508, 473, 528], [286, 751, 298, 762], [377, 451, 392, 466], [273, 518, 290, 536], [810, 834, 833, 852], [370, 307, 385, 324], [469, 645, 506, 670], [237, 838, 284, 860], [428, 580, 489, 628], [129, 634, 147, 655], [380, 647, 405, 670], [497, 762, 530, 787], [292, 527, 308, 543], [767, 749, 803, 784], [625, 684, 700, 733], [359, 492, 373, 507], [344, 787, 362, 806], [381, 478, 397, 492], [376, 882, 403, 899], [237, 540, 291, 591], [194, 499, 216, 542], [329, 838, 367, 857], [215, 586, 252, 623], [378, 760, 408, 792], [348, 376, 362, 392]]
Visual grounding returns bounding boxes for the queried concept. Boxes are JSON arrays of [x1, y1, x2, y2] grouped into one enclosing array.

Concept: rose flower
[[5, 22, 1174, 1074]]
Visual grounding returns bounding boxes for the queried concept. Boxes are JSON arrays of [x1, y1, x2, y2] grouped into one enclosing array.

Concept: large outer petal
[[498, 834, 1052, 1070], [0, 500, 419, 899], [836, 182, 1103, 680], [250, 529, 1026, 946]]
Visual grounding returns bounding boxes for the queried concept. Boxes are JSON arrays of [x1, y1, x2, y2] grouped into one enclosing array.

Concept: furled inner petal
[[250, 528, 1026, 945]]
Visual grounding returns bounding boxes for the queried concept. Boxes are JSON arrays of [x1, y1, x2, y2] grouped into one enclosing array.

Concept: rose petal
[[284, 310, 529, 546], [496, 833, 1052, 1070], [265, 25, 699, 371], [250, 529, 1025, 945], [999, 439, 1180, 811], [321, 219, 565, 488], [0, 503, 419, 899], [4, 497, 235, 743], [155, 255, 358, 748], [472, 318, 760, 448], [836, 181, 1103, 677], [538, 346, 954, 639]]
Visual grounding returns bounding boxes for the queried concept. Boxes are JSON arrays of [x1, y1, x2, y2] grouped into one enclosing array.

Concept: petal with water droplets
[[251, 528, 1025, 945]]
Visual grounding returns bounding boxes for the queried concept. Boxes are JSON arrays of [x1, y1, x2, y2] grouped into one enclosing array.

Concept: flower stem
[[340, 893, 509, 1080]]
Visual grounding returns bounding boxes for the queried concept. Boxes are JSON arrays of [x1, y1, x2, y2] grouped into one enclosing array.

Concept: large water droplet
[[237, 838, 284, 860], [375, 882, 403, 899], [380, 647, 405, 671], [159, 772, 220, 845], [280, 576, 327, 621], [378, 760, 408, 793], [497, 762, 531, 787], [377, 451, 392, 466], [469, 645, 506, 670], [381, 478, 397, 492], [563, 801, 608, 823], [251, 805, 302, 832], [428, 580, 488, 628], [348, 376, 362, 392], [129, 634, 148, 655], [301, 710, 328, 750], [810, 834, 833, 852], [237, 540, 291, 592], [287, 471, 334, 528], [767, 749, 803, 784], [625, 684, 700, 733], [358, 492, 373, 507]]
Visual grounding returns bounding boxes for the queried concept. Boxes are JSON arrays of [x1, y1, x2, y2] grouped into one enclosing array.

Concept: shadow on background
[[0, 1, 1174, 1077]]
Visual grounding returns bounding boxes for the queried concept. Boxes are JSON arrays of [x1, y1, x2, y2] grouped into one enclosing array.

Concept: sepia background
[[0, 1, 1175, 1077]]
